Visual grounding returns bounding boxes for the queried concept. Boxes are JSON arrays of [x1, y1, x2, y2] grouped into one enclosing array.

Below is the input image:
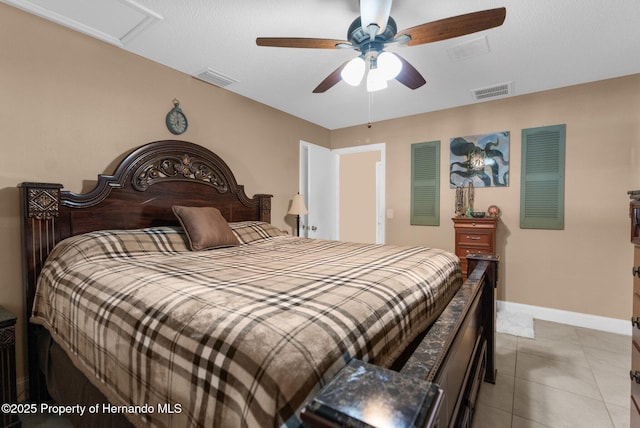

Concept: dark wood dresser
[[452, 217, 499, 281], [629, 191, 640, 427], [0, 306, 20, 428]]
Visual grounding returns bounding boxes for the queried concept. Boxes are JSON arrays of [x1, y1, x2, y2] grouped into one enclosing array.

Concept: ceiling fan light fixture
[[366, 67, 388, 92], [341, 57, 366, 86], [377, 51, 402, 80]]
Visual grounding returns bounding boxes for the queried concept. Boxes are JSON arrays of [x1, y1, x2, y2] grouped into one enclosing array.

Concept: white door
[[299, 141, 335, 239]]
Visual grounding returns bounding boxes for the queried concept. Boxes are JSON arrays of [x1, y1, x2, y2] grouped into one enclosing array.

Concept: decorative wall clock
[[166, 99, 188, 135]]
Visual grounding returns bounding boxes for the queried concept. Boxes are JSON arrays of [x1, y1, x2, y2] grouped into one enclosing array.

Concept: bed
[[19, 140, 497, 428]]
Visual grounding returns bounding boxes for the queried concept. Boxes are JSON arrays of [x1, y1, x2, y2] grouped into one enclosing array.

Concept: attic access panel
[[4, 0, 162, 46]]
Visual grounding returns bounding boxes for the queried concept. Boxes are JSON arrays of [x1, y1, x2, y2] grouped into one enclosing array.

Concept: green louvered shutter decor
[[520, 124, 566, 229], [411, 141, 440, 226]]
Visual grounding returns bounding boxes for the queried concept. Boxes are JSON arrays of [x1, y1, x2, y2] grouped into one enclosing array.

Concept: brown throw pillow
[[172, 206, 240, 250]]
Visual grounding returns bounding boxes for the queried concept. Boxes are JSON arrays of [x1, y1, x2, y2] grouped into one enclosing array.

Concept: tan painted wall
[[339, 151, 381, 243], [331, 74, 640, 321], [0, 3, 329, 389]]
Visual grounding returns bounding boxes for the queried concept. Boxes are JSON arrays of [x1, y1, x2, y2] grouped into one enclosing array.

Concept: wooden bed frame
[[19, 140, 497, 427]]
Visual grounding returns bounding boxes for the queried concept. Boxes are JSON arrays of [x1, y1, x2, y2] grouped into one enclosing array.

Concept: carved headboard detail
[[133, 152, 229, 192], [26, 186, 62, 220]]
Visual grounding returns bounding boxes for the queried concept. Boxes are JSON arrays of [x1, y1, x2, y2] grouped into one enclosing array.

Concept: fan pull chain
[[367, 92, 372, 128]]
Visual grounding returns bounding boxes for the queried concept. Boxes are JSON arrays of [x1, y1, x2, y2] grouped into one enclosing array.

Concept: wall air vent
[[471, 81, 513, 101], [193, 68, 238, 88]]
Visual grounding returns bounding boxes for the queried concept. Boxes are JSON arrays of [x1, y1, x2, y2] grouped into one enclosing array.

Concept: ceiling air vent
[[471, 81, 513, 101], [447, 36, 491, 62], [193, 68, 238, 88]]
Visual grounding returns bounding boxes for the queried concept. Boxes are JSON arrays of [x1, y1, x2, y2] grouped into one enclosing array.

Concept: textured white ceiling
[[5, 0, 640, 129]]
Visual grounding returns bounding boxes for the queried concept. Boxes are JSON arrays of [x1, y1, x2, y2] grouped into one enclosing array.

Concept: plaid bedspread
[[32, 225, 462, 428]]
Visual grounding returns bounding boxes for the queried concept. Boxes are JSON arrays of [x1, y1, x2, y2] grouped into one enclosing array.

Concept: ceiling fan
[[256, 0, 506, 93]]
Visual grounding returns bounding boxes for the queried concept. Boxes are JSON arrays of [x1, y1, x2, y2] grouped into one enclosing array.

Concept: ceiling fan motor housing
[[348, 16, 398, 53]]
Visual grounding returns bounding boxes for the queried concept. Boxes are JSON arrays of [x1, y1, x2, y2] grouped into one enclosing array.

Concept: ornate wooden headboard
[[19, 140, 272, 399]]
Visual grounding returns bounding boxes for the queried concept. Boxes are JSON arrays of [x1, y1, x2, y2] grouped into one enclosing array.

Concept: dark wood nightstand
[[0, 306, 20, 428]]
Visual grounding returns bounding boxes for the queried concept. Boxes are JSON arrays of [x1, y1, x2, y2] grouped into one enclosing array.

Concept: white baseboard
[[497, 300, 631, 336]]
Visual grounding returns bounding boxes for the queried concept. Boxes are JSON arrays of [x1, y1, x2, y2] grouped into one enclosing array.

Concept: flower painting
[[449, 131, 510, 188]]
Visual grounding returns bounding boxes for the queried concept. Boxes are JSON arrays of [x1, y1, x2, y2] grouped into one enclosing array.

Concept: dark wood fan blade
[[395, 54, 426, 89], [256, 37, 348, 49], [399, 7, 506, 46], [313, 61, 350, 93]]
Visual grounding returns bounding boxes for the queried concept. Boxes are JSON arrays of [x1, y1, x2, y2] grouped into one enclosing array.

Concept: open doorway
[[299, 141, 385, 243]]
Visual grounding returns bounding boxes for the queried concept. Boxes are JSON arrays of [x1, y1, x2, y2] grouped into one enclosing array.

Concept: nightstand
[[452, 217, 499, 281], [0, 306, 20, 428]]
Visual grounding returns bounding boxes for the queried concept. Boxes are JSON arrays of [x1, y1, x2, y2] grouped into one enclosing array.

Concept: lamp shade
[[288, 193, 308, 215]]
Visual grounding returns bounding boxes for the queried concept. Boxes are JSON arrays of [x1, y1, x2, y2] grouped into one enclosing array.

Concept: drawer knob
[[466, 236, 481, 240], [633, 266, 640, 277], [630, 370, 640, 384], [633, 317, 640, 329]]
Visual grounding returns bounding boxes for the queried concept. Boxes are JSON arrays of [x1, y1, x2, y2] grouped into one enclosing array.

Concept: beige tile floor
[[472, 319, 631, 428]]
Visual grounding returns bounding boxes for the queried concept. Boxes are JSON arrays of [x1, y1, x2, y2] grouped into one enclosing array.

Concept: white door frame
[[332, 143, 386, 244]]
